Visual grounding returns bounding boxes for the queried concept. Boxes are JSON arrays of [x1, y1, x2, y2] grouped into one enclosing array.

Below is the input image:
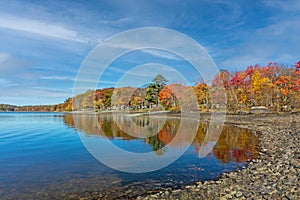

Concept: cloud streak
[[0, 78, 17, 87], [263, 0, 300, 11], [40, 76, 75, 81], [0, 15, 89, 43], [142, 49, 181, 60]]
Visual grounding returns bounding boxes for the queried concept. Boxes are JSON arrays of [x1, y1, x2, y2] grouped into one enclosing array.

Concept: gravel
[[138, 113, 300, 200]]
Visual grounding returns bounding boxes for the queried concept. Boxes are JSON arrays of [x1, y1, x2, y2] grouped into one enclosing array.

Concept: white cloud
[[218, 16, 300, 70], [114, 63, 189, 88], [32, 86, 72, 93], [0, 53, 23, 72], [220, 54, 269, 71], [0, 52, 10, 63], [142, 49, 181, 60], [256, 19, 300, 41], [0, 86, 72, 105], [107, 66, 127, 74], [0, 78, 17, 87], [0, 15, 89, 43], [101, 17, 133, 26], [263, 0, 300, 11], [40, 75, 75, 81]]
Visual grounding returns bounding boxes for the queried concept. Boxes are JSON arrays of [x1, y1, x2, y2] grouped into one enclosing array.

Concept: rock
[[195, 181, 202, 185], [285, 194, 297, 200], [225, 188, 231, 193], [282, 179, 293, 185], [235, 191, 243, 198], [261, 148, 268, 152], [150, 194, 158, 198], [249, 106, 273, 114], [244, 192, 252, 198], [237, 110, 250, 114], [172, 189, 181, 194], [267, 188, 277, 195]]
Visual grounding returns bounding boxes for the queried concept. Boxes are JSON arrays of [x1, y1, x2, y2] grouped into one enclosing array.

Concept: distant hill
[[0, 104, 59, 112], [0, 104, 17, 111]]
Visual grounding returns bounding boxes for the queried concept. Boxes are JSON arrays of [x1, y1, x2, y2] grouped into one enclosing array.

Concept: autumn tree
[[94, 88, 114, 110], [194, 83, 210, 110], [210, 70, 231, 109], [63, 97, 73, 111], [250, 70, 273, 106], [159, 84, 178, 109], [129, 88, 146, 109]]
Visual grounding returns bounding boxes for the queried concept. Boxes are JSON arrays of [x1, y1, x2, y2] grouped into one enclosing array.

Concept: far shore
[[2, 109, 299, 116]]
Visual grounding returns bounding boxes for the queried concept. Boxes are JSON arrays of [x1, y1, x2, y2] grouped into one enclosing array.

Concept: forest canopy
[[2, 61, 299, 113]]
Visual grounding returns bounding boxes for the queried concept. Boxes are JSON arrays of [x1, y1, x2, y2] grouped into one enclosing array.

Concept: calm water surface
[[0, 112, 259, 199]]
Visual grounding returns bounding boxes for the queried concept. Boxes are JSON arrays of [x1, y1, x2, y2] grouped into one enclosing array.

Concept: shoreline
[[66, 112, 299, 199], [138, 113, 300, 200]]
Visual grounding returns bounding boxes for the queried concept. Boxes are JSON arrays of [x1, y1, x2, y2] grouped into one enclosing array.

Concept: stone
[[150, 194, 158, 198], [172, 189, 181, 194], [235, 191, 243, 198], [249, 106, 273, 114]]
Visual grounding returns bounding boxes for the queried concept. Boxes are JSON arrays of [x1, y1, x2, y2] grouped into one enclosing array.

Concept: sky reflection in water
[[0, 113, 259, 199]]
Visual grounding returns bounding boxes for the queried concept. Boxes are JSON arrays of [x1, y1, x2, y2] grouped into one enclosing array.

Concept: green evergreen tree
[[145, 74, 168, 106]]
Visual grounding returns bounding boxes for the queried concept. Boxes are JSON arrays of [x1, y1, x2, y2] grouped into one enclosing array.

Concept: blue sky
[[0, 0, 299, 105]]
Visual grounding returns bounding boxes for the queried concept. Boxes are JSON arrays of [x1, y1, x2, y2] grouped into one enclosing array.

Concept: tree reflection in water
[[63, 114, 259, 163]]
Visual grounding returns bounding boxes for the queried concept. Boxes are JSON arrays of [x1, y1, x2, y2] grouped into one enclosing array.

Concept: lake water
[[0, 112, 259, 199]]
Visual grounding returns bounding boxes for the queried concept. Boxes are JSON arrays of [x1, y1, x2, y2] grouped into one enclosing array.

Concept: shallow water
[[0, 112, 259, 199]]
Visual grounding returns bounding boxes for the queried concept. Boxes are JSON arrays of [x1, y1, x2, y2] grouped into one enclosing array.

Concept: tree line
[[69, 61, 300, 112], [2, 61, 299, 112]]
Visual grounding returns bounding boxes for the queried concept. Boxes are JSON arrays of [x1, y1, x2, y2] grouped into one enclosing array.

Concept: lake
[[0, 112, 259, 199]]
